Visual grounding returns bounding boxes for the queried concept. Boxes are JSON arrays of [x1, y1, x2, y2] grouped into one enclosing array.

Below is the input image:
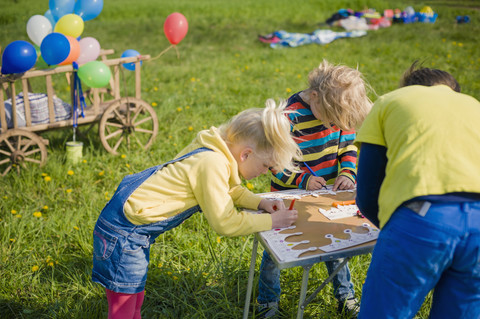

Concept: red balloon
[[163, 12, 188, 45]]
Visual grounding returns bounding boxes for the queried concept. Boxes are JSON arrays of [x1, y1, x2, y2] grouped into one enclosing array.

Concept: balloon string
[[148, 45, 180, 62]]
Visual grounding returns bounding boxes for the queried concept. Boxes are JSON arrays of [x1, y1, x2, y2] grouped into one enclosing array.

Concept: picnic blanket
[[259, 29, 367, 48], [1, 92, 71, 128]]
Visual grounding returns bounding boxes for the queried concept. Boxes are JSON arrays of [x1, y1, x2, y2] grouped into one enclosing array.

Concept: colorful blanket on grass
[[259, 29, 367, 48]]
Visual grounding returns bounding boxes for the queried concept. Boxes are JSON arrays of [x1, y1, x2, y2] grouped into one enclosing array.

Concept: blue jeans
[[359, 201, 480, 319], [257, 250, 355, 304]]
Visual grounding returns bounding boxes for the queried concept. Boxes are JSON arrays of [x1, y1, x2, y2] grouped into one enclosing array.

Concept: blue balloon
[[1, 40, 37, 74], [74, 0, 103, 21], [49, 0, 75, 21], [121, 49, 142, 71], [40, 32, 70, 66], [44, 9, 57, 27]]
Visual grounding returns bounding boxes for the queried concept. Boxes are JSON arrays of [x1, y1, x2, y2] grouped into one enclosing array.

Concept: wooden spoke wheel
[[0, 129, 47, 176], [99, 97, 158, 155]]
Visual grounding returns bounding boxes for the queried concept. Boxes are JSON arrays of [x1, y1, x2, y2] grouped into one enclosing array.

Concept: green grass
[[1, 0, 480, 318]]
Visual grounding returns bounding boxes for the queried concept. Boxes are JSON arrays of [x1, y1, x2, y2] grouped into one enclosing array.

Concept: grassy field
[[1, 0, 480, 318]]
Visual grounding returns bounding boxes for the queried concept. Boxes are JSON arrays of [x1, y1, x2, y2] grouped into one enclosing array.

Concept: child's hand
[[306, 176, 327, 190], [258, 199, 285, 213], [270, 208, 298, 228], [332, 176, 355, 191]]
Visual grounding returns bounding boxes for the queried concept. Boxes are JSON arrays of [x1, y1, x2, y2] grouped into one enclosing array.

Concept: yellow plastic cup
[[66, 141, 83, 164]]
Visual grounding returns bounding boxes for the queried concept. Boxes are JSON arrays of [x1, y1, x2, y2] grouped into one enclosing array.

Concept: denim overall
[[92, 147, 211, 294]]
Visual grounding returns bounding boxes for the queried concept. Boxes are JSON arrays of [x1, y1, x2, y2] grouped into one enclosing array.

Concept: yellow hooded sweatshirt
[[123, 127, 272, 236]]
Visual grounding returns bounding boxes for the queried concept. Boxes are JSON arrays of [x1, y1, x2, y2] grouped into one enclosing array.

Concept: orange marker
[[332, 200, 356, 208], [289, 199, 296, 210]]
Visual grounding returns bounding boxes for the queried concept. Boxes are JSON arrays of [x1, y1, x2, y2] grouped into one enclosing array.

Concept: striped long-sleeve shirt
[[271, 92, 357, 191]]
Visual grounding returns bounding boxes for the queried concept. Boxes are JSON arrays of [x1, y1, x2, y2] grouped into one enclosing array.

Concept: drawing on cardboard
[[257, 187, 379, 262]]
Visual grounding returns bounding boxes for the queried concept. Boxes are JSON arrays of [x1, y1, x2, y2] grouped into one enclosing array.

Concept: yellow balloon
[[54, 14, 84, 38]]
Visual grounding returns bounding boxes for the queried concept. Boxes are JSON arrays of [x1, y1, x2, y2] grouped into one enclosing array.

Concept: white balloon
[[26, 15, 53, 47]]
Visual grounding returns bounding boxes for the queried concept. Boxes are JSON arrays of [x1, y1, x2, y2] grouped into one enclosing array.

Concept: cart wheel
[[99, 97, 158, 155], [0, 129, 47, 176]]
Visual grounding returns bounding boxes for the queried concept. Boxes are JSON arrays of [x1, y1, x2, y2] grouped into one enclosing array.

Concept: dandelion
[[190, 77, 196, 82], [32, 265, 39, 272], [67, 170, 74, 176], [203, 125, 207, 129], [154, 87, 158, 91], [458, 43, 463, 47], [177, 107, 183, 112], [42, 206, 48, 210], [202, 272, 208, 276], [245, 65, 249, 70], [173, 143, 177, 146], [286, 88, 292, 93], [82, 159, 87, 164], [121, 154, 126, 159], [447, 53, 452, 59], [151, 102, 158, 107], [66, 189, 72, 193], [47, 261, 54, 267], [186, 105, 190, 109], [10, 238, 15, 242], [235, 53, 240, 57], [158, 263, 163, 268], [126, 163, 130, 168], [167, 271, 172, 275], [73, 226, 79, 230], [297, 74, 302, 79], [188, 126, 193, 131], [3, 195, 8, 199], [168, 135, 172, 139], [42, 173, 48, 177], [216, 236, 221, 243], [246, 182, 254, 190], [33, 211, 42, 218], [173, 276, 178, 280], [11, 209, 17, 215], [98, 170, 105, 176], [44, 176, 51, 182], [15, 214, 22, 218]]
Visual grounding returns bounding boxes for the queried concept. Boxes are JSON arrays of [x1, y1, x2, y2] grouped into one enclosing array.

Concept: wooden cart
[[0, 50, 158, 176]]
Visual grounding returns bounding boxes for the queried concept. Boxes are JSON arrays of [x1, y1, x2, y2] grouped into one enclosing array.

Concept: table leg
[[303, 256, 351, 307], [296, 264, 312, 319], [243, 236, 259, 319]]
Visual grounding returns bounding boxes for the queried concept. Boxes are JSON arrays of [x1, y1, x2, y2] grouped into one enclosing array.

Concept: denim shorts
[[92, 217, 152, 294]]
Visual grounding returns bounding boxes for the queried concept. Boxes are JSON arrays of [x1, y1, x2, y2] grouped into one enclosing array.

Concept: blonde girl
[[92, 99, 302, 319]]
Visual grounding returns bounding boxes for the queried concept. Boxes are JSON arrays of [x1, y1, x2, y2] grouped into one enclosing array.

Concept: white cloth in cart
[[1, 92, 71, 129]]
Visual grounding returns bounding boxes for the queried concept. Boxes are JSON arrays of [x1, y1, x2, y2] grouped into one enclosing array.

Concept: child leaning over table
[[91, 99, 303, 319], [257, 60, 373, 318]]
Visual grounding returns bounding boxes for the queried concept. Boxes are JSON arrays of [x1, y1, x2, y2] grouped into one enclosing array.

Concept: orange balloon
[[59, 35, 80, 66], [164, 12, 188, 45]]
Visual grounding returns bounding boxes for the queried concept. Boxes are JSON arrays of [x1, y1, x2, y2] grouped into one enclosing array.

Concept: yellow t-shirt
[[355, 85, 480, 228], [123, 127, 272, 236]]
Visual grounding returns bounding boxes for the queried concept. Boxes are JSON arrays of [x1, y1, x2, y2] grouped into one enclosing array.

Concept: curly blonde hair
[[218, 99, 302, 174], [306, 60, 373, 131]]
